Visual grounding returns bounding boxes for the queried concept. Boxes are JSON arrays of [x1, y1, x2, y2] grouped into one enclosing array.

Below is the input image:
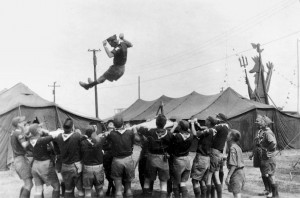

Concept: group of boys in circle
[[10, 112, 279, 198]]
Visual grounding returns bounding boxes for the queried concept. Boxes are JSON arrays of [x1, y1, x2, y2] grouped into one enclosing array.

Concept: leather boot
[[259, 176, 270, 196], [193, 186, 201, 198], [79, 81, 91, 90], [272, 184, 279, 198], [180, 186, 188, 198]]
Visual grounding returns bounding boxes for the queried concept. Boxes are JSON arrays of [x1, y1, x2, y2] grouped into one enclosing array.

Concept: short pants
[[146, 153, 170, 181], [82, 164, 104, 189], [172, 155, 191, 183], [190, 154, 210, 181], [14, 155, 32, 180], [32, 159, 59, 186], [111, 155, 135, 182]]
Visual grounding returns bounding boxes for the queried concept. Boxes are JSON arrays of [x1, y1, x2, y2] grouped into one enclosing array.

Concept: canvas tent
[[0, 83, 102, 170], [110, 87, 300, 151]]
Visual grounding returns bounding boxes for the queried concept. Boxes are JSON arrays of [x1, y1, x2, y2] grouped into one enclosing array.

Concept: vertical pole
[[297, 39, 299, 113], [93, 51, 99, 118], [48, 82, 60, 103], [53, 82, 56, 103], [88, 49, 101, 118], [138, 76, 140, 99]]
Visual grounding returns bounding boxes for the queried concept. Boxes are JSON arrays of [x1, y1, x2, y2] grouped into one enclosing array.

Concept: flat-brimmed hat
[[12, 116, 26, 128]]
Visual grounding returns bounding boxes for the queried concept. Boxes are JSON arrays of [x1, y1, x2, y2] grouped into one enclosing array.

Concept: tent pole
[[297, 39, 299, 113]]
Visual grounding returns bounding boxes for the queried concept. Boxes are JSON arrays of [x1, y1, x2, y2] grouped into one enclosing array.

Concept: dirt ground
[[1, 147, 300, 198]]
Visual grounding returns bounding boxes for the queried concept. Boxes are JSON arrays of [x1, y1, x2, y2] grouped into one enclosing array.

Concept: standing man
[[249, 124, 270, 196], [11, 116, 33, 198], [54, 118, 84, 198], [255, 115, 279, 198], [79, 33, 133, 89]]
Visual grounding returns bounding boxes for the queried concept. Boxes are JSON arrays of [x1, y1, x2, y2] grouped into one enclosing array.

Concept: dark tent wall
[[0, 106, 102, 171], [0, 83, 103, 170], [229, 108, 300, 152]]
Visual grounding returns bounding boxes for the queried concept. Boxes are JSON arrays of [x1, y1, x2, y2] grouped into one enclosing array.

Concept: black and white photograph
[[0, 0, 300, 197]]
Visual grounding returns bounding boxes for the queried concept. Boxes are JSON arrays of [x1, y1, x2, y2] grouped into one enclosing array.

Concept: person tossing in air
[[79, 33, 133, 90]]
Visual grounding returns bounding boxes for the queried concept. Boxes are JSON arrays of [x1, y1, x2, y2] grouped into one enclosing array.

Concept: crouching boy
[[81, 126, 106, 198], [225, 129, 245, 198]]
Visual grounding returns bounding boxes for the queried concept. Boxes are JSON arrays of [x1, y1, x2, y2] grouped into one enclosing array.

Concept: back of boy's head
[[230, 129, 241, 142], [156, 114, 167, 129], [178, 120, 189, 131], [29, 124, 40, 137], [113, 115, 124, 129], [85, 126, 95, 138]]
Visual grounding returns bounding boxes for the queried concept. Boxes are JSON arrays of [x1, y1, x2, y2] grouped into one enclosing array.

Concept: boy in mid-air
[[79, 33, 132, 89]]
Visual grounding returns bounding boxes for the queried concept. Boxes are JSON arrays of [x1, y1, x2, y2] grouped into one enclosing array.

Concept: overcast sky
[[1, 0, 300, 119]]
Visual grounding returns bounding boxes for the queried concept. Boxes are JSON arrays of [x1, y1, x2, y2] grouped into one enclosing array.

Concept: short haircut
[[156, 114, 167, 129], [178, 120, 189, 131], [85, 126, 95, 138], [29, 124, 40, 137], [230, 129, 241, 142], [113, 115, 124, 129]]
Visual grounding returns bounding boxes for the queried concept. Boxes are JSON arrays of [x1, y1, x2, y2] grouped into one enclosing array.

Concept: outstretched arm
[[103, 40, 114, 58]]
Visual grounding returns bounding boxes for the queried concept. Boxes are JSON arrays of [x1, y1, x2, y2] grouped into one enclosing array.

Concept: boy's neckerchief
[[156, 129, 167, 139], [29, 137, 38, 147], [62, 131, 74, 141], [116, 128, 126, 134], [179, 131, 190, 141]]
